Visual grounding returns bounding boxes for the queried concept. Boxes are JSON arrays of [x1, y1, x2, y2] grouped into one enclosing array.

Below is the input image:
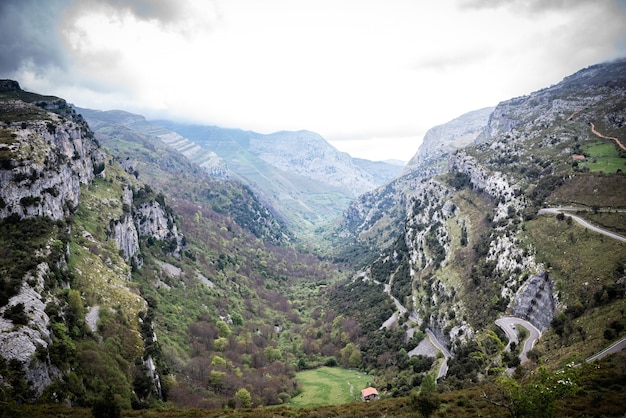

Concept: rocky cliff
[[250, 130, 379, 196], [402, 107, 494, 178], [0, 81, 175, 403], [0, 81, 104, 220]]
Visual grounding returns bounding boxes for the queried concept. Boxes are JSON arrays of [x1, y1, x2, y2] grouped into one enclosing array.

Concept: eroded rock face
[[0, 93, 103, 221], [135, 200, 184, 257], [511, 271, 556, 333], [109, 212, 141, 262], [107, 187, 184, 264], [250, 130, 379, 196], [402, 107, 494, 178], [0, 263, 60, 396]]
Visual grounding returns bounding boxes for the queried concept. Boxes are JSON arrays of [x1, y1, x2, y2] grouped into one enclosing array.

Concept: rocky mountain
[[327, 108, 494, 265], [76, 108, 231, 179], [0, 81, 169, 398], [401, 106, 495, 177], [152, 120, 402, 234], [76, 108, 292, 246], [0, 80, 105, 221], [337, 57, 626, 382]]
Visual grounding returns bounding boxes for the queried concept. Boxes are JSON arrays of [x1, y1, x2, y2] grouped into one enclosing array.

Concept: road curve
[[495, 316, 541, 363], [538, 207, 626, 243], [426, 329, 451, 379]]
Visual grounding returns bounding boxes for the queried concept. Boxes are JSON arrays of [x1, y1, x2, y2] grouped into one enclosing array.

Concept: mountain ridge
[[77, 112, 402, 235]]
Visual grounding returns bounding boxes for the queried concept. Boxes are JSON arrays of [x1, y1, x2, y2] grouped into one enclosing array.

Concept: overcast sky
[[1, 0, 625, 161]]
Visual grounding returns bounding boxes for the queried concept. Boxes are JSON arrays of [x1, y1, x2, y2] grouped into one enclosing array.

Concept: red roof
[[361, 387, 378, 397]]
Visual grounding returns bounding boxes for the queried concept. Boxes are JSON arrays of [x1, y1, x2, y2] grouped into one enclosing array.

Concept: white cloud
[[2, 0, 625, 161]]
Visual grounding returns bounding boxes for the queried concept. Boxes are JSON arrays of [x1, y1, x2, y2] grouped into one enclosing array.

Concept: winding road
[[426, 329, 451, 379], [373, 206, 626, 378], [495, 316, 542, 363], [538, 207, 626, 243]]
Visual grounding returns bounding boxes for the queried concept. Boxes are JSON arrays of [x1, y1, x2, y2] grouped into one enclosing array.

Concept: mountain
[[75, 108, 291, 246], [401, 106, 495, 177], [139, 119, 402, 235], [1, 57, 626, 417], [335, 57, 626, 390], [0, 80, 346, 412]]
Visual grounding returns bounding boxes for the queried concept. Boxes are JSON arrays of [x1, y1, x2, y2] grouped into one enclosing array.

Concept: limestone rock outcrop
[[0, 81, 104, 221]]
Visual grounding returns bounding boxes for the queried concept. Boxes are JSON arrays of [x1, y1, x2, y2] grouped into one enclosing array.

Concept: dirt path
[[566, 109, 582, 121], [589, 122, 626, 151]]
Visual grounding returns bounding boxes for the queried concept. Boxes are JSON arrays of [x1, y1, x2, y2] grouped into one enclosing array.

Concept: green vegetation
[[525, 212, 626, 366], [0, 215, 67, 305], [577, 140, 625, 173], [292, 367, 367, 406], [6, 350, 626, 416]]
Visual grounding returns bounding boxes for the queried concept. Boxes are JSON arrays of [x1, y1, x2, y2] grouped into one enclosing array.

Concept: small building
[[360, 387, 379, 401], [572, 154, 585, 161]]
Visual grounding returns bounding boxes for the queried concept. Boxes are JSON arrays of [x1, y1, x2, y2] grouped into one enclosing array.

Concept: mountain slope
[[327, 107, 494, 266], [0, 81, 349, 412], [153, 120, 402, 234], [331, 58, 626, 392], [76, 108, 292, 246]]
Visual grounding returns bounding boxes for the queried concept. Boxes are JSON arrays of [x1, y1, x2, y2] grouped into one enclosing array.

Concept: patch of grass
[[292, 367, 371, 406], [546, 173, 626, 208], [579, 141, 626, 173]]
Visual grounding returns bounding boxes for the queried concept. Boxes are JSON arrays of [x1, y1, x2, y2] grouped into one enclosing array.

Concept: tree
[[264, 346, 282, 363], [420, 374, 437, 394], [231, 312, 244, 326], [340, 343, 361, 367], [91, 387, 121, 418], [216, 320, 231, 337], [412, 392, 440, 418], [209, 371, 226, 392], [235, 388, 252, 407], [410, 373, 440, 418]]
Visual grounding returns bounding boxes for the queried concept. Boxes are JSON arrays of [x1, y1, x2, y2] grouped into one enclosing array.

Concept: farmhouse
[[360, 387, 379, 401]]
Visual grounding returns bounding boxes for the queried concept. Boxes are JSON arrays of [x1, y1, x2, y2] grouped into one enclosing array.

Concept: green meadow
[[581, 141, 625, 173], [292, 367, 373, 407]]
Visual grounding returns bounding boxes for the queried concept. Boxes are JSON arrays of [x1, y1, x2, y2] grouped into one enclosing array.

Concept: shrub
[[3, 303, 28, 325]]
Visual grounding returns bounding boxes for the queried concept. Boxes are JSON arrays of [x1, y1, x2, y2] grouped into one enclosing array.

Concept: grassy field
[[291, 367, 372, 407], [580, 141, 625, 173]]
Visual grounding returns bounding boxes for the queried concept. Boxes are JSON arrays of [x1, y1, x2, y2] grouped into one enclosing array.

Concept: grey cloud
[[73, 0, 186, 24], [0, 0, 70, 74], [460, 0, 609, 14], [0, 0, 216, 76]]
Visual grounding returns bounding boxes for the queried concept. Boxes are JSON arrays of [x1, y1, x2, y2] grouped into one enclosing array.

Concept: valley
[[0, 59, 626, 417]]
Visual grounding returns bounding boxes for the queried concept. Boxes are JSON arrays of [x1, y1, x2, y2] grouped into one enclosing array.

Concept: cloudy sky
[[1, 0, 626, 161]]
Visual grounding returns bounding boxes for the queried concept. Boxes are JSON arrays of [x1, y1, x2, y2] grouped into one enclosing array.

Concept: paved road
[[426, 329, 451, 379], [377, 279, 452, 378], [495, 316, 542, 363], [538, 207, 626, 243], [585, 336, 626, 363]]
